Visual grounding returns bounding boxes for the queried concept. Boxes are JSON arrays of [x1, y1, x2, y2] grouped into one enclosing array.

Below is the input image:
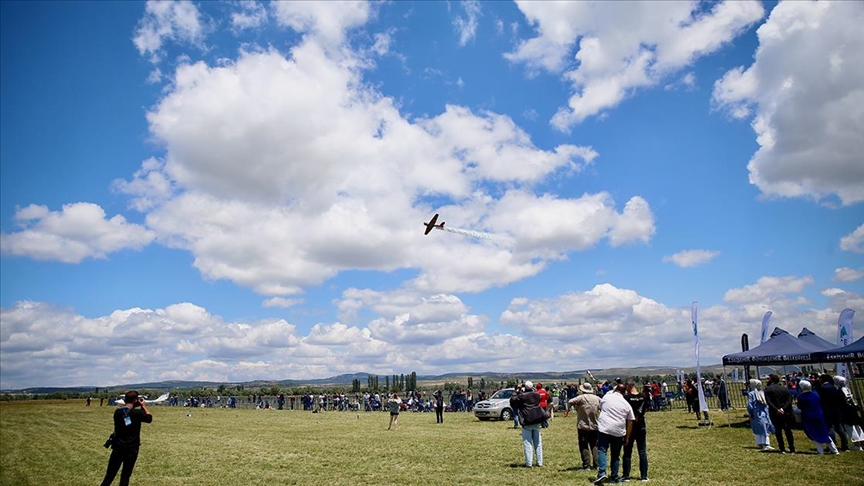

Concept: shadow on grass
[[676, 425, 699, 429]]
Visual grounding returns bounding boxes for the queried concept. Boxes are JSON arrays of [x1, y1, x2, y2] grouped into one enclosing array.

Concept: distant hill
[[4, 364, 731, 394]]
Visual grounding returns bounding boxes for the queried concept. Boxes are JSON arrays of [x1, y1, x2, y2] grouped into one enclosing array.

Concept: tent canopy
[[797, 327, 836, 350], [722, 327, 829, 366], [811, 335, 864, 363]]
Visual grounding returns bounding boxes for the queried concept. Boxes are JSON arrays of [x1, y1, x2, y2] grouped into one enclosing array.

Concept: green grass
[[1, 401, 862, 485]]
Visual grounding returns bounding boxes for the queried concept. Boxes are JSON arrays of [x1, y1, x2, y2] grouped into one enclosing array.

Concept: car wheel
[[500, 409, 512, 421]]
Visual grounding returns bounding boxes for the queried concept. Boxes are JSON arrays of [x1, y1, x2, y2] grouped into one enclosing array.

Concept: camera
[[103, 434, 114, 448]]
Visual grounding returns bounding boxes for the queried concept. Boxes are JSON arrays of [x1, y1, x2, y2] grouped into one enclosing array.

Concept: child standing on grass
[[387, 393, 401, 431]]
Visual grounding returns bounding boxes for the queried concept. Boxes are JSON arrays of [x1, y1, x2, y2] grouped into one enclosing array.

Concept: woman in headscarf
[[834, 376, 864, 451], [797, 380, 839, 454], [746, 379, 775, 451]]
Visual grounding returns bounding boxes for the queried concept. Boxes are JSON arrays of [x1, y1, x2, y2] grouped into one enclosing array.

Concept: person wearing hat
[[510, 381, 545, 467], [568, 382, 601, 471]]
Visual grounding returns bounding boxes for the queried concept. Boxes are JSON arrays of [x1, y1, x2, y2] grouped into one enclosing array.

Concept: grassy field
[[1, 400, 862, 486]]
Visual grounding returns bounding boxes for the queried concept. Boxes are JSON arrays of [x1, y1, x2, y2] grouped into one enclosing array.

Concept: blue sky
[[1, 1, 862, 389]]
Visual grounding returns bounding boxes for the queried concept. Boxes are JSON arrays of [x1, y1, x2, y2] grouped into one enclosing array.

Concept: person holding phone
[[100, 390, 153, 486]]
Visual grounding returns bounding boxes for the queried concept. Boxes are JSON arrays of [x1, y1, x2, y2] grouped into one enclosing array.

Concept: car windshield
[[490, 389, 514, 400]]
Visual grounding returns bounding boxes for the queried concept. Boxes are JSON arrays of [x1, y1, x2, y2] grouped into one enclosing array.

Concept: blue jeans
[[597, 432, 623, 480], [622, 427, 648, 479], [521, 423, 543, 466]]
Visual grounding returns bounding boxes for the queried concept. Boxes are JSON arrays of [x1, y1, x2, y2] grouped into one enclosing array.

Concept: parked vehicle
[[474, 388, 515, 421]]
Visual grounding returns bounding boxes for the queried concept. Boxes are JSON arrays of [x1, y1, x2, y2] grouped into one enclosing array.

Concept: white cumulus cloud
[[0, 203, 155, 263], [506, 0, 763, 129], [663, 249, 720, 268], [133, 0, 206, 62], [840, 224, 864, 253], [712, 1, 864, 206], [833, 267, 864, 283]]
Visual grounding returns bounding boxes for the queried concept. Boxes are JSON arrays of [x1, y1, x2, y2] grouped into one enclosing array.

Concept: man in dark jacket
[[819, 374, 849, 451], [764, 374, 795, 453], [510, 381, 545, 467], [101, 390, 153, 486]]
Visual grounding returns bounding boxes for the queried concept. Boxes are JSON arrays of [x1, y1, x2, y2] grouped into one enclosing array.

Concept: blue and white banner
[[692, 301, 708, 413], [760, 311, 772, 345], [837, 308, 855, 381]]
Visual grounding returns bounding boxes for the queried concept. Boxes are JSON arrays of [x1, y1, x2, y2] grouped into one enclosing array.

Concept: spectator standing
[[509, 381, 545, 467], [434, 389, 444, 424], [819, 374, 849, 451], [100, 391, 153, 486], [716, 376, 729, 411], [649, 382, 660, 411], [568, 382, 600, 471], [536, 382, 550, 427], [797, 380, 839, 454], [511, 389, 522, 430], [621, 383, 649, 482], [684, 380, 697, 417], [387, 393, 401, 431], [593, 384, 634, 485], [835, 376, 864, 451], [746, 379, 775, 451], [764, 374, 795, 453]]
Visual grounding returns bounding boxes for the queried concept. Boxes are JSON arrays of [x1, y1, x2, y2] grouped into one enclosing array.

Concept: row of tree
[[4, 371, 752, 402]]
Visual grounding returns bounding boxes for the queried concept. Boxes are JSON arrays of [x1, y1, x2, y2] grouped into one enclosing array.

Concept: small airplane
[[423, 213, 445, 235], [115, 392, 170, 406]]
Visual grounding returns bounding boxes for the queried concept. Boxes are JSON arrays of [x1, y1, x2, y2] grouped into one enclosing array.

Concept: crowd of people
[[747, 373, 864, 454], [97, 372, 863, 485], [502, 378, 653, 483]]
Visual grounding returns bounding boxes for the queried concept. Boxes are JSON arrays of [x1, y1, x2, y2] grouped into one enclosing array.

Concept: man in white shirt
[[594, 384, 635, 484]]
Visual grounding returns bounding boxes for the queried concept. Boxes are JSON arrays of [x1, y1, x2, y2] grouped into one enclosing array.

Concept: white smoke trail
[[437, 225, 513, 244]]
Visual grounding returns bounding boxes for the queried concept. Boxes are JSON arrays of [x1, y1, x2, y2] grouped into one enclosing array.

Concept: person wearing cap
[[568, 382, 601, 470], [593, 384, 634, 485], [510, 381, 545, 467]]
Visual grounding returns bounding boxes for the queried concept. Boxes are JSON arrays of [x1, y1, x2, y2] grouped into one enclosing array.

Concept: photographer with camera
[[100, 390, 153, 486]]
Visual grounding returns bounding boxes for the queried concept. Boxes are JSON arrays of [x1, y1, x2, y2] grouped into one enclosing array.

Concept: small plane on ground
[[115, 392, 170, 406], [423, 213, 445, 235]]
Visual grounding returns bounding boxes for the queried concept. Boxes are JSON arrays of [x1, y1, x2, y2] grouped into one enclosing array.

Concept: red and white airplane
[[423, 213, 445, 235]]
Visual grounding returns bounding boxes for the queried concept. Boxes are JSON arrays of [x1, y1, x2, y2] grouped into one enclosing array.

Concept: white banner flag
[[692, 301, 708, 413], [837, 309, 855, 381], [760, 311, 772, 345]]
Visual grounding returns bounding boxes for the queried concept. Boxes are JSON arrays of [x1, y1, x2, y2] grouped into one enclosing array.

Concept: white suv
[[473, 388, 516, 421]]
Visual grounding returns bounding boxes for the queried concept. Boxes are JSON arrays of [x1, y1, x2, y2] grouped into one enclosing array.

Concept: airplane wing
[[148, 392, 170, 404]]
